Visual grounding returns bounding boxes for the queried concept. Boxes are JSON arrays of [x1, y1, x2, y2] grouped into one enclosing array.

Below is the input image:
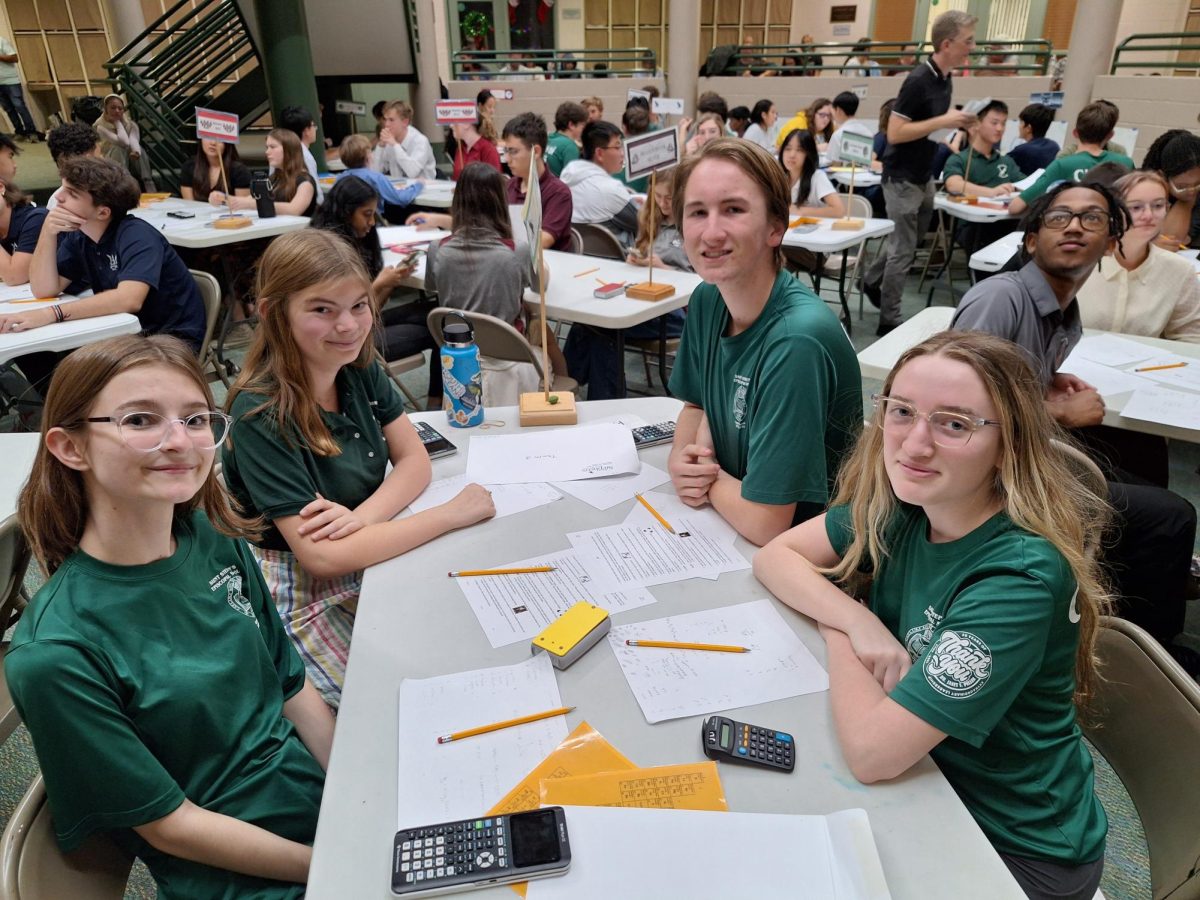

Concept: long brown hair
[[634, 168, 674, 259], [224, 230, 378, 457], [268, 127, 309, 202], [826, 331, 1113, 709], [449, 162, 512, 239], [18, 335, 259, 576], [805, 97, 834, 142]]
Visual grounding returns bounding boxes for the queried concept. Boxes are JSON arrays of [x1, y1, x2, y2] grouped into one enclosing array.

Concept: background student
[[222, 231, 495, 706], [181, 138, 251, 202], [684, 113, 724, 157], [214, 128, 317, 217], [95, 93, 155, 190], [742, 98, 777, 152], [501, 112, 574, 252], [450, 112, 502, 180], [825, 91, 873, 163], [0, 180, 46, 285], [10, 334, 333, 899], [779, 128, 842, 217], [1009, 103, 1059, 174], [546, 101, 587, 176], [1141, 129, 1200, 250], [279, 105, 325, 205], [755, 331, 1111, 900], [334, 134, 422, 215], [803, 97, 833, 153], [626, 168, 692, 273], [560, 121, 639, 243], [373, 100, 438, 181], [666, 138, 861, 546]]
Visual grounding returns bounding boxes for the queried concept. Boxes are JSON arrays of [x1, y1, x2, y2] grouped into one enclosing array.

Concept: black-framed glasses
[[1040, 208, 1111, 232], [871, 395, 1000, 448], [80, 411, 232, 452]]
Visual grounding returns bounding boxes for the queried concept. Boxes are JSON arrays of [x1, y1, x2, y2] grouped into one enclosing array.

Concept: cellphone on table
[[593, 282, 626, 299], [701, 715, 795, 773], [391, 807, 571, 896], [414, 421, 457, 459], [167, 210, 196, 219], [631, 421, 676, 449]]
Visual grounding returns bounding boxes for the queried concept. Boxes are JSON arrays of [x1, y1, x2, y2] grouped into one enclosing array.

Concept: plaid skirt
[[251, 545, 362, 710]]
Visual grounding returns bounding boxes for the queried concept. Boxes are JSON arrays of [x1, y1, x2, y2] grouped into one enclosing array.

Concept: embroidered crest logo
[[209, 565, 259, 626], [903, 605, 944, 661], [922, 630, 992, 699], [107, 252, 119, 271], [732, 374, 749, 429]]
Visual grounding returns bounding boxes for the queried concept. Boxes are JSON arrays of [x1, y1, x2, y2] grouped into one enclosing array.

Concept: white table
[[856, 306, 1200, 442], [306, 397, 1023, 900], [128, 198, 309, 249], [403, 180, 454, 210], [0, 433, 39, 520], [782, 217, 895, 333], [927, 194, 1019, 304], [969, 231, 1023, 274], [0, 291, 140, 367], [830, 168, 882, 189]]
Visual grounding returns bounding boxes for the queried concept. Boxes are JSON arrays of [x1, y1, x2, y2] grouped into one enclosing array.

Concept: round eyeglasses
[[1040, 208, 1110, 232], [81, 411, 232, 452], [872, 395, 1000, 448], [1168, 178, 1200, 197], [1125, 200, 1169, 218]]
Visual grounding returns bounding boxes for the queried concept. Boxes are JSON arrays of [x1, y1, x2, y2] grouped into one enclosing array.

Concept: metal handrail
[[451, 47, 657, 79], [1110, 32, 1200, 72], [720, 40, 1052, 76]]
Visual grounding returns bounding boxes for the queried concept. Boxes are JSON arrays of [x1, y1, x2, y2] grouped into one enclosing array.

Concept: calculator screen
[[719, 722, 732, 749], [510, 809, 562, 867]]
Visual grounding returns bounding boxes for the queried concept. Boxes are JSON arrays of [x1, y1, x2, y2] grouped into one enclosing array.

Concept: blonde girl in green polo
[[755, 331, 1113, 900]]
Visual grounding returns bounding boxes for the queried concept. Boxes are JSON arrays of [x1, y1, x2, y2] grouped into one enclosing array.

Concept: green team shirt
[[825, 504, 1107, 865], [668, 271, 862, 516], [1018, 149, 1135, 204], [545, 131, 579, 177], [223, 359, 407, 551], [943, 146, 1024, 188], [5, 512, 324, 900]]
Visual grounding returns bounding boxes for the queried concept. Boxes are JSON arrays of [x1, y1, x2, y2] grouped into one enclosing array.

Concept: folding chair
[[0, 515, 30, 747], [571, 223, 625, 260]]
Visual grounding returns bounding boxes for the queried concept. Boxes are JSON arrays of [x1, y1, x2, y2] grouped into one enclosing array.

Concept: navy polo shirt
[[1, 204, 48, 256], [55, 215, 205, 351], [883, 58, 953, 184]]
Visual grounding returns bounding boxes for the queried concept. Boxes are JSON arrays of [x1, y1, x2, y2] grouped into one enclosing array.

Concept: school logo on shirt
[[922, 630, 992, 699], [903, 605, 944, 661], [996, 163, 1009, 180], [106, 252, 119, 271], [209, 565, 259, 626], [1068, 588, 1081, 624], [732, 374, 750, 429]]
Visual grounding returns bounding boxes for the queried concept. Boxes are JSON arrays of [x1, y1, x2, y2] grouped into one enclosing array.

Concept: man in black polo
[[861, 10, 978, 335]]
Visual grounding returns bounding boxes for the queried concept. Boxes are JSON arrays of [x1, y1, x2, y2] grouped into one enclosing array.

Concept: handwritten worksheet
[[454, 549, 656, 648], [465, 424, 640, 484], [607, 599, 828, 723], [407, 474, 563, 520], [619, 491, 740, 548], [567, 520, 749, 590], [552, 463, 670, 511], [395, 654, 567, 828], [1070, 333, 1157, 368], [1119, 384, 1200, 430]]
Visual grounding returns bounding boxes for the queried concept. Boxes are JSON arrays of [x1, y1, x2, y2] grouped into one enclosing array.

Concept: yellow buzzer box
[[531, 602, 611, 670]]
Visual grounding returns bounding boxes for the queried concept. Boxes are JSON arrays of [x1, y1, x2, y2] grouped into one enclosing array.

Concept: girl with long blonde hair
[[755, 330, 1112, 900]]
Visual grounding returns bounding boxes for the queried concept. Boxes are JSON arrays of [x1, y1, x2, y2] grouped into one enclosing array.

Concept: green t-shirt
[[545, 131, 579, 178], [943, 146, 1024, 188], [825, 504, 1107, 865], [6, 512, 323, 900], [1017, 149, 1135, 204], [668, 271, 862, 516], [223, 360, 407, 551]]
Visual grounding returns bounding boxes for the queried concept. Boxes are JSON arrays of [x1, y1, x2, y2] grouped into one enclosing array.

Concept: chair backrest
[[844, 193, 873, 222], [572, 223, 625, 260], [0, 515, 31, 747], [426, 307, 546, 379], [0, 776, 133, 900], [189, 270, 223, 371], [567, 228, 584, 254], [1082, 617, 1200, 900]]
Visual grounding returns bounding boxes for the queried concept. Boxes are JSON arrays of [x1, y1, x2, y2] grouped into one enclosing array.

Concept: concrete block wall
[[1092, 76, 1200, 165]]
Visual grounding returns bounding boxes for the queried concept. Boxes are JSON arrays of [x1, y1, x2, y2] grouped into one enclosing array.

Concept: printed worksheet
[[619, 491, 739, 547], [407, 474, 562, 520], [552, 463, 670, 511], [395, 654, 567, 828], [567, 521, 749, 590], [455, 549, 656, 648], [465, 423, 640, 484], [607, 599, 828, 723]]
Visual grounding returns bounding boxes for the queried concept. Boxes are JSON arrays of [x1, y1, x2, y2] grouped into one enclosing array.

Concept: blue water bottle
[[440, 313, 484, 428]]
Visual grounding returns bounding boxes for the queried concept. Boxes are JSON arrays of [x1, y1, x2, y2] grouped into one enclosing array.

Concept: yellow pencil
[[574, 266, 600, 278], [447, 566, 556, 577], [625, 639, 749, 653], [635, 493, 675, 534], [1135, 362, 1188, 372], [437, 706, 574, 744], [7, 298, 56, 304]]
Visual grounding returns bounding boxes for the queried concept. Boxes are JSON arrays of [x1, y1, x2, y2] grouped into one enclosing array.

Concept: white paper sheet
[[1070, 334, 1157, 368], [567, 520, 749, 590], [1119, 385, 1200, 431], [619, 491, 739, 547], [607, 599, 829, 723], [454, 548, 656, 648], [465, 423, 641, 484], [407, 474, 563, 519], [377, 225, 450, 248], [525, 806, 891, 900], [1056, 356, 1147, 396], [552, 464, 670, 511], [0, 283, 38, 304], [395, 654, 567, 828], [1132, 360, 1200, 392], [1012, 168, 1043, 191]]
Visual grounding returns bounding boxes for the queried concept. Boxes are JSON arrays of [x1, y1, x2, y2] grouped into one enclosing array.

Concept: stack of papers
[[408, 474, 563, 520], [465, 423, 640, 485]]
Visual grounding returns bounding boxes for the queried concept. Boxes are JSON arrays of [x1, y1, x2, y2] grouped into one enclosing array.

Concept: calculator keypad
[[632, 422, 676, 448], [735, 723, 794, 771], [395, 817, 510, 890]]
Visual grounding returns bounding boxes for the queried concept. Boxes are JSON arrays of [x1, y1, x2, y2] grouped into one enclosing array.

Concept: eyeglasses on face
[[871, 395, 999, 448], [1125, 200, 1169, 217], [80, 410, 232, 452], [1169, 178, 1200, 197], [1039, 208, 1110, 232]]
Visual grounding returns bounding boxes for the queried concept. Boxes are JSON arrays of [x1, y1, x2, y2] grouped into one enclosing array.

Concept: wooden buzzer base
[[831, 218, 866, 231], [625, 281, 675, 302], [214, 216, 253, 230], [519, 391, 578, 426]]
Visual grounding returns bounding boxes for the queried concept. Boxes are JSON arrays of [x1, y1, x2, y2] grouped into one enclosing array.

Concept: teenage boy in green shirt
[[943, 100, 1023, 198], [546, 101, 587, 177]]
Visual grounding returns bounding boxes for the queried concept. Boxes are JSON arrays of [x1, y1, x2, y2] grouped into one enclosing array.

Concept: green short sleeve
[[824, 504, 854, 556], [225, 401, 320, 523], [1019, 158, 1067, 204], [365, 358, 407, 429], [667, 285, 714, 408], [943, 151, 967, 180]]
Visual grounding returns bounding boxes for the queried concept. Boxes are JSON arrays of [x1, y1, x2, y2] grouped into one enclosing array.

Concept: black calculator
[[631, 421, 676, 449], [414, 420, 458, 459], [392, 807, 571, 896], [702, 715, 795, 772]]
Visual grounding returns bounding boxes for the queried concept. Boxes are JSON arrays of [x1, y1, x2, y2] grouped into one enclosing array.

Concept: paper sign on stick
[[651, 97, 685, 116], [627, 88, 651, 104], [623, 128, 680, 182], [195, 107, 238, 143], [837, 131, 874, 167], [435, 100, 478, 124], [335, 99, 366, 116]]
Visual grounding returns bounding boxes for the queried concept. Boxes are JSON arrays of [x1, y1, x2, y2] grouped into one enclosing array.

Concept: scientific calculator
[[631, 421, 676, 449], [414, 420, 457, 459], [702, 715, 795, 772]]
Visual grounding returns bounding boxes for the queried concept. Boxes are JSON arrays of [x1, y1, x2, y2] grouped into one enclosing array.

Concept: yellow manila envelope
[[538, 761, 728, 811]]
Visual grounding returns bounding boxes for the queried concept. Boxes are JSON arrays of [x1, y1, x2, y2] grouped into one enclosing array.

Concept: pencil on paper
[[437, 706, 574, 744], [7, 298, 57, 304], [1134, 362, 1188, 372], [625, 640, 750, 653], [635, 493, 675, 534], [447, 566, 556, 577], [574, 267, 600, 278]]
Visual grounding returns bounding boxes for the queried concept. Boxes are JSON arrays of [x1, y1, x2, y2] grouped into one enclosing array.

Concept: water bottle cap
[[443, 314, 475, 347]]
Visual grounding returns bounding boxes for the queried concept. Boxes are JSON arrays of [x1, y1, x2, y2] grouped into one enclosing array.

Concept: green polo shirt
[[825, 504, 1107, 865], [1018, 149, 1135, 204], [545, 131, 579, 177], [943, 146, 1023, 188], [6, 512, 323, 899], [668, 270, 861, 518], [223, 359, 407, 551]]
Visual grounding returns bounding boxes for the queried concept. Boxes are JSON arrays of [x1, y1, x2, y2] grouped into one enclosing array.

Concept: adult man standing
[[0, 38, 39, 142], [861, 10, 978, 335], [372, 100, 437, 180], [951, 182, 1198, 673]]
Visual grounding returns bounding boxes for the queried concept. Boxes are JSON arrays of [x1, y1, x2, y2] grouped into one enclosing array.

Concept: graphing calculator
[[631, 421, 676, 449], [414, 421, 458, 460], [702, 715, 795, 772], [391, 807, 571, 896]]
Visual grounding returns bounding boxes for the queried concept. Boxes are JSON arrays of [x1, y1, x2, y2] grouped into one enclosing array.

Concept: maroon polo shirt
[[506, 165, 574, 253]]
